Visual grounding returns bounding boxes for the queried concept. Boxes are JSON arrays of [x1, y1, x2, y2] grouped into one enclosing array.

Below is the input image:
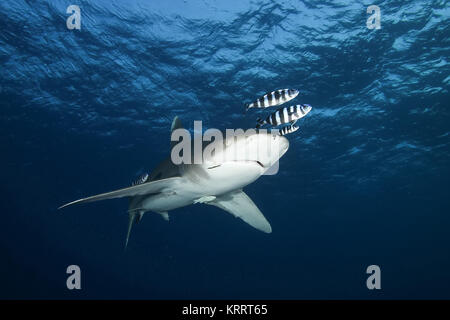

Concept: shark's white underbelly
[[139, 161, 263, 212], [140, 192, 197, 212]]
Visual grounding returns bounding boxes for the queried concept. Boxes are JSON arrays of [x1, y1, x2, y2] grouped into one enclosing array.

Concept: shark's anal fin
[[206, 190, 272, 233], [157, 211, 169, 221]]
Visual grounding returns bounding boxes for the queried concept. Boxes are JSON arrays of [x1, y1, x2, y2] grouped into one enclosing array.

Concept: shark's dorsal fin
[[171, 116, 184, 132], [206, 190, 272, 233], [171, 116, 184, 149]]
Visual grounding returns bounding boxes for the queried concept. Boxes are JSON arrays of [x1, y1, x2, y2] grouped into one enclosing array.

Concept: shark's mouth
[[256, 161, 265, 168]]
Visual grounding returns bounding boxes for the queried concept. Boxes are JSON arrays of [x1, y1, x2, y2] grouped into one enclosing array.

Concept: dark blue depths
[[0, 0, 449, 299]]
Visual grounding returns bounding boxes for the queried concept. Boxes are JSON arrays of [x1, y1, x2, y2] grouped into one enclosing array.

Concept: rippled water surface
[[1, 0, 449, 298]]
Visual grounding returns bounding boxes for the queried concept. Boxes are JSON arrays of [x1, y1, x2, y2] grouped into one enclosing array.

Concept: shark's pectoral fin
[[206, 190, 272, 233], [58, 177, 182, 209]]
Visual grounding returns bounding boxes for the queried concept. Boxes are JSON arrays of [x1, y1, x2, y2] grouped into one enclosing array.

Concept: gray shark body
[[59, 117, 289, 248]]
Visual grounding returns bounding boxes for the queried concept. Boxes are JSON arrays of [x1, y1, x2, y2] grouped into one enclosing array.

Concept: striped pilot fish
[[131, 173, 149, 186], [245, 89, 299, 111], [256, 104, 312, 129], [278, 124, 299, 136]]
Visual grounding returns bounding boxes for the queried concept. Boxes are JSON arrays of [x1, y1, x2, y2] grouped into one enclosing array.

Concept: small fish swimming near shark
[[245, 89, 299, 111], [131, 173, 149, 186], [278, 124, 299, 136], [256, 104, 312, 129]]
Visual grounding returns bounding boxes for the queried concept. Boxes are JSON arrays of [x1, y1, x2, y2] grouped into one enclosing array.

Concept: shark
[[58, 116, 289, 248]]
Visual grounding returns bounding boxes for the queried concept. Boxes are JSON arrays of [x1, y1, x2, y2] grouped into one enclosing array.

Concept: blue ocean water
[[1, 0, 449, 299]]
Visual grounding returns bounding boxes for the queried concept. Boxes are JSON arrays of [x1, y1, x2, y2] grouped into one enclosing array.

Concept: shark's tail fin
[[125, 212, 135, 250], [125, 210, 144, 250], [255, 117, 264, 129], [244, 103, 250, 113]]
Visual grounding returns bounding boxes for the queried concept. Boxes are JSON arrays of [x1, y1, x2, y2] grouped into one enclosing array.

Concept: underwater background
[[1, 0, 449, 299]]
